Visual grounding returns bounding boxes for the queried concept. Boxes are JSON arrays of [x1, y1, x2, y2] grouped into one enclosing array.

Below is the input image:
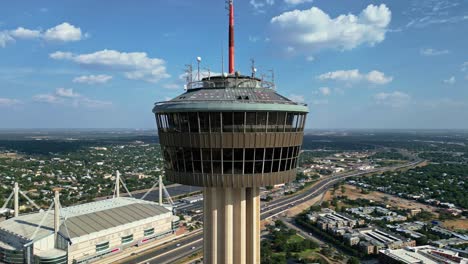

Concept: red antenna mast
[[228, 0, 235, 74]]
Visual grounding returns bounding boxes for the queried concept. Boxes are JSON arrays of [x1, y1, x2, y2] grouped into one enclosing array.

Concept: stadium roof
[[0, 197, 171, 248], [60, 203, 169, 239]]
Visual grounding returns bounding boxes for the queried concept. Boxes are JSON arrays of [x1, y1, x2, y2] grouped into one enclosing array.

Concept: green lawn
[[297, 249, 317, 259], [287, 234, 304, 244]]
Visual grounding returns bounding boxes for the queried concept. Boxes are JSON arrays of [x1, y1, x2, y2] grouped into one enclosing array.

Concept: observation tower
[[153, 1, 308, 263]]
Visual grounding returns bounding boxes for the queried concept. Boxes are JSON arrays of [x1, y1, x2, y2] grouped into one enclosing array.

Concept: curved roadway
[[120, 160, 423, 264]]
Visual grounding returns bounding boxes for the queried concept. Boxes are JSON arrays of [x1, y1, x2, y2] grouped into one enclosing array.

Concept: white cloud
[[420, 48, 449, 56], [374, 91, 410, 108], [249, 36, 260, 43], [306, 56, 315, 62], [10, 27, 41, 39], [317, 69, 392, 85], [73, 74, 112, 84], [43, 22, 83, 42], [250, 0, 274, 13], [0, 31, 14, 47], [163, 83, 180, 90], [50, 49, 170, 83], [443, 76, 455, 84], [179, 70, 222, 82], [78, 97, 112, 108], [33, 88, 111, 108], [33, 94, 61, 104], [319, 87, 330, 96], [284, 0, 313, 5], [1, 23, 85, 47], [461, 61, 468, 72], [366, 70, 393, 85], [49, 51, 73, 60], [270, 4, 391, 52], [56, 87, 79, 98], [289, 94, 305, 103], [312, 99, 328, 105], [404, 0, 466, 29], [0, 98, 20, 106]]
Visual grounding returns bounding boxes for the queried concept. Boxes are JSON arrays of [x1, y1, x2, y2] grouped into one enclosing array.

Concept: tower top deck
[[153, 75, 308, 113]]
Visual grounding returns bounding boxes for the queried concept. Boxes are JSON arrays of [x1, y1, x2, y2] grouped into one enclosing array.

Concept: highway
[[119, 160, 423, 264]]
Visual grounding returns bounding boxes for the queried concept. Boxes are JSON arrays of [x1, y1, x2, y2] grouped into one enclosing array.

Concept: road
[[95, 184, 202, 202], [119, 160, 423, 264]]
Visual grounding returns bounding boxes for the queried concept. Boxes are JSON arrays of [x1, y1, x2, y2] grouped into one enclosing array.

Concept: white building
[[0, 197, 179, 264]]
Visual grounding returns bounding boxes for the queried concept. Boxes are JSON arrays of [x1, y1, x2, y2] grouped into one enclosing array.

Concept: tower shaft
[[203, 187, 260, 264]]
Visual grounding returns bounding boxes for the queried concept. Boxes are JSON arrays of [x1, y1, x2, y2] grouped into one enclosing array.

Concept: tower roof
[[153, 75, 308, 113]]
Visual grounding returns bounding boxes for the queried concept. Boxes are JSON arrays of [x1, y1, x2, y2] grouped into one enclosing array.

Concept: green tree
[[347, 257, 360, 264]]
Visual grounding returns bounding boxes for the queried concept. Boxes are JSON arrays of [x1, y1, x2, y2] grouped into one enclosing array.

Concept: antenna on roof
[[204, 67, 211, 80], [227, 0, 235, 74], [250, 58, 257, 78], [196, 57, 202, 81], [184, 64, 193, 85], [269, 69, 276, 90], [221, 43, 224, 75]]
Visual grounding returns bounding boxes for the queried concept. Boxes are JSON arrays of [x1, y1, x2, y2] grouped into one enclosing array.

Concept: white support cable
[[141, 181, 159, 201], [59, 203, 71, 241], [19, 190, 41, 210], [1, 191, 14, 209], [31, 201, 54, 240], [119, 176, 133, 197], [162, 183, 174, 205]]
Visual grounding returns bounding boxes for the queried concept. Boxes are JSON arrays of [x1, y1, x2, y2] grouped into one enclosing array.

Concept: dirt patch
[[286, 193, 325, 217], [442, 219, 468, 231], [0, 153, 22, 159], [325, 184, 440, 216]]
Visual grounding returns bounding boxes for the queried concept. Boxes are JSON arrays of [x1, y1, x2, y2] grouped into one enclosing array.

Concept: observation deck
[[153, 74, 309, 188], [153, 75, 308, 113]]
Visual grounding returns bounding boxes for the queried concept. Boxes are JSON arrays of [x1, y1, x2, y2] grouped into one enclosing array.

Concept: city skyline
[[1, 0, 467, 129]]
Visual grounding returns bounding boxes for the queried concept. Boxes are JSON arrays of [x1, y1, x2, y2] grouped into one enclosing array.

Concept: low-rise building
[[379, 245, 467, 264], [0, 197, 179, 264]]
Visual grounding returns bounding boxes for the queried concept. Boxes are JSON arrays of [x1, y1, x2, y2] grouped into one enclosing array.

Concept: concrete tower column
[[224, 188, 233, 264], [203, 187, 259, 264], [13, 182, 19, 217], [233, 188, 246, 264], [204, 187, 218, 264], [246, 187, 260, 264]]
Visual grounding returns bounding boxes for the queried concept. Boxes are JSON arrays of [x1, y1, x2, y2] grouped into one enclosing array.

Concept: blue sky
[[0, 0, 467, 129]]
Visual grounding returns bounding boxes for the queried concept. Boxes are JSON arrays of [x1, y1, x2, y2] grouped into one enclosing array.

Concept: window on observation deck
[[164, 146, 301, 174], [199, 112, 210, 132], [285, 113, 294, 132], [233, 112, 244, 132], [180, 113, 190, 132], [245, 112, 256, 132], [256, 112, 267, 131], [210, 112, 222, 132], [267, 112, 277, 132], [222, 112, 233, 132], [276, 112, 286, 132], [188, 113, 199, 133]]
